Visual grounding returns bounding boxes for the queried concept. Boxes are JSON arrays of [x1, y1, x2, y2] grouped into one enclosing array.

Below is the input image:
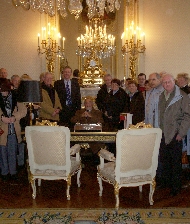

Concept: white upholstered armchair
[[25, 126, 82, 200], [97, 127, 162, 209]]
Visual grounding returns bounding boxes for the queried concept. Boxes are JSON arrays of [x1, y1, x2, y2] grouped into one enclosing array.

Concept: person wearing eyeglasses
[[158, 73, 190, 196]]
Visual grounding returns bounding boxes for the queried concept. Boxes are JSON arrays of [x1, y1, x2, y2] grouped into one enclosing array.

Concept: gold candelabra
[[121, 21, 146, 80], [37, 23, 65, 72]]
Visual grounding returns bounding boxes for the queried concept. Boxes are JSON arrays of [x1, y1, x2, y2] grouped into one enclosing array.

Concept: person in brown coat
[[0, 78, 27, 180], [71, 97, 104, 164], [71, 97, 103, 125]]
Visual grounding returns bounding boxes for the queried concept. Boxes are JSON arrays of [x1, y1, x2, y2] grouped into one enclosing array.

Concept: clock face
[[90, 60, 96, 67]]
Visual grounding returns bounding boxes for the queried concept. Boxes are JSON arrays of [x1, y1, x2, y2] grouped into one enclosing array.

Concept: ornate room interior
[[1, 1, 190, 223]]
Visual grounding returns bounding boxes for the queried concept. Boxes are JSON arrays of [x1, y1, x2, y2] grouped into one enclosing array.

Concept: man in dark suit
[[54, 66, 81, 128]]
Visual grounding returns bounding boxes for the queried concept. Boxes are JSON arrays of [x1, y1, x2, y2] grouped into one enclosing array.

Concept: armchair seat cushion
[[99, 162, 115, 182], [33, 169, 66, 176], [99, 163, 152, 185], [120, 174, 152, 185], [33, 158, 81, 177], [70, 157, 81, 173]]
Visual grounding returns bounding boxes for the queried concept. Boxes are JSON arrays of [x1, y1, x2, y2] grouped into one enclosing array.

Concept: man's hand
[[82, 111, 92, 118], [1, 116, 16, 124], [52, 108, 60, 117], [104, 111, 112, 119]]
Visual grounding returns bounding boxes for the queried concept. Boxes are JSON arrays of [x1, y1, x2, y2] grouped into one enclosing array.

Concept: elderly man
[[10, 75, 20, 90], [71, 97, 103, 125], [145, 72, 164, 127], [71, 97, 104, 164], [54, 66, 81, 127], [0, 68, 8, 78], [158, 73, 190, 196], [39, 72, 62, 121]]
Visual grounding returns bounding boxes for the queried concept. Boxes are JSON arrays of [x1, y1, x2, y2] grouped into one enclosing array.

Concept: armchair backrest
[[25, 126, 71, 175], [115, 128, 162, 183]]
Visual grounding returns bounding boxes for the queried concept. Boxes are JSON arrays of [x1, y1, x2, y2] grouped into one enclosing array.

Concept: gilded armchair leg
[[28, 170, 36, 199], [114, 182, 119, 209], [77, 168, 81, 187], [149, 178, 156, 205], [67, 175, 71, 200], [31, 178, 36, 199]]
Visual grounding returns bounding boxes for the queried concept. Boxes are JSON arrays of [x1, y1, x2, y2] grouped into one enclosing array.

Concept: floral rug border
[[0, 208, 190, 223]]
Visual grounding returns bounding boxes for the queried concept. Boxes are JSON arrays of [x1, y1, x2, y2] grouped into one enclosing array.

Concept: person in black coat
[[127, 80, 145, 125], [96, 73, 112, 112], [54, 66, 81, 128], [102, 78, 129, 131]]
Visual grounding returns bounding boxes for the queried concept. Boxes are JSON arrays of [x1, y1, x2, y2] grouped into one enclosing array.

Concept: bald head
[[148, 72, 161, 88]]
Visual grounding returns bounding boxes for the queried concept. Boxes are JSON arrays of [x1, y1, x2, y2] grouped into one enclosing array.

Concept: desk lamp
[[17, 80, 42, 126]]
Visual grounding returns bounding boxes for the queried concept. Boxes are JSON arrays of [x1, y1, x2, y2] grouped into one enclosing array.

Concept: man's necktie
[[66, 81, 72, 105]]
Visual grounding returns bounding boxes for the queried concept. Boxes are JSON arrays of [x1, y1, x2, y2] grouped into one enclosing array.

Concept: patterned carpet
[[1, 208, 190, 224]]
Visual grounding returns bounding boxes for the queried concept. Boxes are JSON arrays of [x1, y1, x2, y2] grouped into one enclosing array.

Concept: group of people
[[0, 66, 190, 199]]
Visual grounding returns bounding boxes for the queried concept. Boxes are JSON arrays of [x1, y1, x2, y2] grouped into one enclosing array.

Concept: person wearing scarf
[[0, 78, 27, 181], [39, 72, 62, 121]]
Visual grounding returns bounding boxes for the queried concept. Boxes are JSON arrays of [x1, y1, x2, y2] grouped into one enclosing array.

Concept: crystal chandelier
[[121, 21, 146, 80], [12, 0, 121, 20], [37, 23, 65, 72], [76, 18, 116, 59]]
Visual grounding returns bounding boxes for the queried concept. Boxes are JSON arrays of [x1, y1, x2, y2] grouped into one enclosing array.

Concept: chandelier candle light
[[37, 23, 65, 72], [121, 21, 146, 80], [76, 18, 116, 59]]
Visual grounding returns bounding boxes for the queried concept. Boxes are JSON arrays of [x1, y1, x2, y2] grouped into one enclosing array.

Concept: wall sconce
[[121, 21, 146, 80], [37, 23, 65, 72]]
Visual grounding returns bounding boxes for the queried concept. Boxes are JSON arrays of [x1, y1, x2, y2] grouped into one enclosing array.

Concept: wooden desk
[[70, 132, 117, 143]]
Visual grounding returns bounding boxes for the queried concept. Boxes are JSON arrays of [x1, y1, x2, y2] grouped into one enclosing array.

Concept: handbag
[[0, 127, 4, 136]]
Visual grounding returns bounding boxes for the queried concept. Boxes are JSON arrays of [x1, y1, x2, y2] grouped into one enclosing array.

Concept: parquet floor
[[1, 162, 190, 209]]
